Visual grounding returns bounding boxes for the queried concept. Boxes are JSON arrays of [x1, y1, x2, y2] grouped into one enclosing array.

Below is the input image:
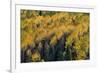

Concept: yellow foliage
[[21, 10, 90, 61], [32, 51, 41, 62], [76, 50, 86, 60], [50, 36, 57, 46]]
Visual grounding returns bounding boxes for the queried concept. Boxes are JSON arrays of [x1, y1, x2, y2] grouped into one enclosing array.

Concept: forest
[[20, 9, 90, 63]]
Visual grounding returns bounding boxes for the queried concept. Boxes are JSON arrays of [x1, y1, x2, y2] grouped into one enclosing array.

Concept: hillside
[[20, 10, 90, 62]]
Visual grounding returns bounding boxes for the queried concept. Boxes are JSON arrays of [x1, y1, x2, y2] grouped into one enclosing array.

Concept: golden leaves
[[32, 51, 41, 62], [21, 32, 33, 49], [76, 50, 86, 60], [50, 36, 57, 46], [21, 10, 90, 61]]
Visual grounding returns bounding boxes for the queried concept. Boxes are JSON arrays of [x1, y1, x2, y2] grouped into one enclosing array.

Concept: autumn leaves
[[21, 10, 90, 62]]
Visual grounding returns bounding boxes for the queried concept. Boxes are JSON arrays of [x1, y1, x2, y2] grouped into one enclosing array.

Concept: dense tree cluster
[[20, 10, 90, 63]]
